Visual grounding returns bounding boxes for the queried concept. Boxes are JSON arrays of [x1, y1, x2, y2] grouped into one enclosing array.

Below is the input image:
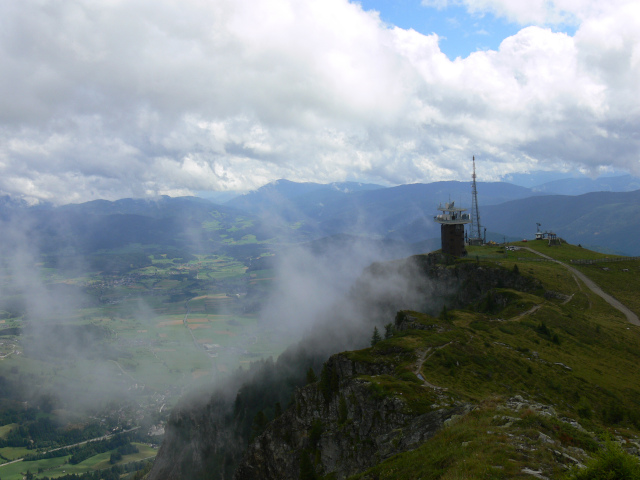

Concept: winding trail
[[522, 247, 640, 327], [414, 343, 452, 390], [510, 303, 543, 322]]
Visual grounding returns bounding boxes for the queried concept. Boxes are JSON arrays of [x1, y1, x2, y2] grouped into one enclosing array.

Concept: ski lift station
[[535, 223, 560, 245]]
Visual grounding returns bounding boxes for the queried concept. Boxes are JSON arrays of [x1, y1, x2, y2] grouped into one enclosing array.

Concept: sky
[[0, 0, 638, 204]]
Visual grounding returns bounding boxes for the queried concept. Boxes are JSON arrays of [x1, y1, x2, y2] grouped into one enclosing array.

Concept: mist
[[0, 188, 462, 480], [0, 216, 144, 422], [145, 229, 456, 480]]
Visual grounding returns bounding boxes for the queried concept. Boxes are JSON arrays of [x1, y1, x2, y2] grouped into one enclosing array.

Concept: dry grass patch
[[188, 324, 211, 330], [157, 320, 183, 327]]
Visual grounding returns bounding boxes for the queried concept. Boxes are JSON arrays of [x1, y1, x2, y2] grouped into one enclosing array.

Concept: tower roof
[[434, 201, 471, 224]]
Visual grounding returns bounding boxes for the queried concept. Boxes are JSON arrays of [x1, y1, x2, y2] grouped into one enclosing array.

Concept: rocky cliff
[[234, 351, 470, 479], [146, 392, 245, 480]]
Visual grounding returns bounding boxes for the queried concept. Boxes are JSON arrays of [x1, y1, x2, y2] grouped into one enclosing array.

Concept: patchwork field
[[0, 443, 158, 480], [0, 249, 284, 478]]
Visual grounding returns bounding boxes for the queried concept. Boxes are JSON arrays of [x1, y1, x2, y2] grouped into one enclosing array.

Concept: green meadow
[[348, 242, 640, 479]]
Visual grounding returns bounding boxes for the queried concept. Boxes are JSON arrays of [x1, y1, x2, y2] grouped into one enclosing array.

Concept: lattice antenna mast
[[470, 156, 482, 240]]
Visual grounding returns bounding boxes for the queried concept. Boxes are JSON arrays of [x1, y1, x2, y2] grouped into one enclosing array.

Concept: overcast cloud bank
[[0, 0, 638, 204]]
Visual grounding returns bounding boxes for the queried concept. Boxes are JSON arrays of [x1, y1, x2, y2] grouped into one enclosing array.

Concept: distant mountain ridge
[[531, 174, 640, 195], [2, 179, 640, 256], [482, 189, 640, 255], [224, 179, 545, 243]]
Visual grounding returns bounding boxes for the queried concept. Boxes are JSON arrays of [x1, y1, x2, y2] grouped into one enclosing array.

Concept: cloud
[[0, 0, 638, 203]]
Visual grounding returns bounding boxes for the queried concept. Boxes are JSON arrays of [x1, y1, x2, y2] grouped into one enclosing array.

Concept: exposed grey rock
[[538, 432, 555, 444], [501, 396, 557, 417], [522, 467, 550, 479], [234, 353, 471, 480], [554, 362, 573, 371]]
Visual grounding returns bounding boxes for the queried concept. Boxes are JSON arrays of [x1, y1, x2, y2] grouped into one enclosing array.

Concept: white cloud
[[0, 0, 638, 203]]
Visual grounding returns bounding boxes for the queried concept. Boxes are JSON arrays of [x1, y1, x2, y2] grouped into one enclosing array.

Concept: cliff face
[[147, 393, 245, 480], [147, 255, 543, 480], [353, 254, 542, 315], [234, 353, 469, 480]]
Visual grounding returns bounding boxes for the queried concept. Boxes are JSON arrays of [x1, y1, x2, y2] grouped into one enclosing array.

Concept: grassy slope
[[0, 423, 18, 439], [507, 240, 640, 316], [347, 243, 640, 479]]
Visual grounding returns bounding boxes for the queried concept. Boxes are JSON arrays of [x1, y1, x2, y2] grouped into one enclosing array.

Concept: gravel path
[[522, 247, 640, 327]]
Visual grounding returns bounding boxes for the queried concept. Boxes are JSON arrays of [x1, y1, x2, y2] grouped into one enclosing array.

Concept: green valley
[[0, 242, 286, 479]]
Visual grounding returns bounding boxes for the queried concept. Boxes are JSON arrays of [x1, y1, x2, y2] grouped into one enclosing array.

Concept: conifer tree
[[306, 367, 317, 384], [384, 323, 394, 339], [371, 326, 381, 346]]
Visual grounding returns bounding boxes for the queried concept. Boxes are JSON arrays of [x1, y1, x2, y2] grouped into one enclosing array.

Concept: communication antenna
[[469, 156, 482, 243]]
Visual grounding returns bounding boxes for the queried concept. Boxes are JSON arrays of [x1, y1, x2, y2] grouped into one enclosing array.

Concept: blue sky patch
[[356, 0, 575, 59]]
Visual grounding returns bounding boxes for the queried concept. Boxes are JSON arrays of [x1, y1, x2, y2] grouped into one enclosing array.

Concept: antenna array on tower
[[469, 156, 482, 244]]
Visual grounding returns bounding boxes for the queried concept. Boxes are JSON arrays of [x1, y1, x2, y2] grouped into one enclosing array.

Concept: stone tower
[[434, 201, 471, 257]]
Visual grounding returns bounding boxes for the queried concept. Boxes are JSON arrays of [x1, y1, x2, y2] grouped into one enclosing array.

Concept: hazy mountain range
[[1, 174, 639, 256]]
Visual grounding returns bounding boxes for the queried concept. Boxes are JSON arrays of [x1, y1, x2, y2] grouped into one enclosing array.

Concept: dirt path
[[522, 247, 640, 327], [0, 344, 16, 359], [510, 303, 543, 321], [110, 359, 136, 382], [414, 343, 452, 390]]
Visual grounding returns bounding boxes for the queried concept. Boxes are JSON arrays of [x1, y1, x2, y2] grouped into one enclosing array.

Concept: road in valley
[[0, 426, 142, 469]]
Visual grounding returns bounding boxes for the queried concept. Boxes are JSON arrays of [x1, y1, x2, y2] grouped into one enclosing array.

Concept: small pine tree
[[513, 263, 520, 274], [306, 367, 318, 384], [274, 402, 282, 418], [537, 321, 551, 337], [371, 326, 382, 346], [384, 323, 394, 340], [251, 410, 268, 440]]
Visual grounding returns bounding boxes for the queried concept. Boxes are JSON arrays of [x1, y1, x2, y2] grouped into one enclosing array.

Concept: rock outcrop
[[234, 353, 470, 480], [147, 392, 245, 480]]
